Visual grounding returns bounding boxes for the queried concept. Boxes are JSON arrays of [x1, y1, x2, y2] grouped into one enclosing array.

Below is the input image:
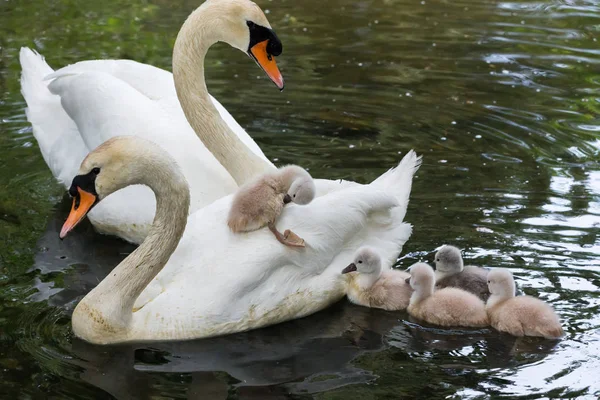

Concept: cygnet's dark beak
[[283, 194, 292, 204], [405, 277, 411, 285], [342, 263, 357, 274]]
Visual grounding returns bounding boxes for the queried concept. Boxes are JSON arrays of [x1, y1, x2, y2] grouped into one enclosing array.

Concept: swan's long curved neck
[[173, 6, 274, 185], [72, 157, 190, 341]]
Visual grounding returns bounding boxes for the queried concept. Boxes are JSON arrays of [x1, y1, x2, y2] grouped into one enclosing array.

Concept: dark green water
[[1, 0, 599, 398]]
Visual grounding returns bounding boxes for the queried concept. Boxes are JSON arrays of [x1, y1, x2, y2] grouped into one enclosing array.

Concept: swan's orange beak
[[60, 187, 98, 239], [249, 40, 284, 90]]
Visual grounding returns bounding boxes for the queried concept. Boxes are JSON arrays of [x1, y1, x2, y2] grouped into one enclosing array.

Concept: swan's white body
[[69, 137, 420, 344], [20, 50, 269, 244]]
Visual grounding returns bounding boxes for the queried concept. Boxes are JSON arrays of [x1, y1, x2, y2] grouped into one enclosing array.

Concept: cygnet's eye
[[293, 194, 296, 198], [91, 167, 101, 175], [436, 258, 440, 262], [358, 260, 363, 264]]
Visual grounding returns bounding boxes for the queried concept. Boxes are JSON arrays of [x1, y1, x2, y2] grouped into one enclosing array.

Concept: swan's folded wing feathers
[[19, 47, 88, 187], [46, 71, 167, 151], [277, 187, 404, 276], [45, 59, 175, 101], [313, 178, 360, 197], [42, 58, 270, 162]]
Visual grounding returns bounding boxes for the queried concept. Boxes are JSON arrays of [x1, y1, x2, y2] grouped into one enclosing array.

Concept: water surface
[[0, 0, 599, 398]]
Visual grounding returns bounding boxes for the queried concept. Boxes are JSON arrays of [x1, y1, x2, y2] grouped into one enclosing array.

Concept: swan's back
[[129, 152, 420, 341]]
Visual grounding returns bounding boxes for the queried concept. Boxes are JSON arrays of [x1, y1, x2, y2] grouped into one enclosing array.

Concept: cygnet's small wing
[[491, 296, 563, 339], [228, 176, 282, 232], [371, 270, 412, 311], [417, 288, 488, 327], [436, 269, 490, 301]]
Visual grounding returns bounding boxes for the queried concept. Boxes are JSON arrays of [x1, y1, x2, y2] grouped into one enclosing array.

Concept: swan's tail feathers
[[19, 48, 54, 92], [20, 48, 85, 187], [20, 47, 56, 162], [371, 150, 421, 221]]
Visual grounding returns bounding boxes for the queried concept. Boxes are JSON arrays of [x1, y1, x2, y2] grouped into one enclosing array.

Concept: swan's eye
[[91, 167, 100, 175]]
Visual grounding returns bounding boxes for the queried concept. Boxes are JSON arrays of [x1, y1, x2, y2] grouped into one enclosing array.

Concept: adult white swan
[[61, 136, 420, 344], [20, 0, 286, 243]]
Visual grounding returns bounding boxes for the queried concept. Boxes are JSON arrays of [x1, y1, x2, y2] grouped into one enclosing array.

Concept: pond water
[[1, 0, 599, 398]]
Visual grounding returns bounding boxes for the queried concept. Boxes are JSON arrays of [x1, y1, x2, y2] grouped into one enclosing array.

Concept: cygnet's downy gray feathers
[[434, 245, 490, 301], [227, 165, 315, 247]]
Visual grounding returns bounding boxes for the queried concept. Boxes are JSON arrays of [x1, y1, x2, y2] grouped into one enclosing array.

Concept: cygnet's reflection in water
[[33, 199, 560, 399]]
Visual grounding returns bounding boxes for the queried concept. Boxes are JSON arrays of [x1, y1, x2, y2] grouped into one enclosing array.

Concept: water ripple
[[1, 0, 599, 398]]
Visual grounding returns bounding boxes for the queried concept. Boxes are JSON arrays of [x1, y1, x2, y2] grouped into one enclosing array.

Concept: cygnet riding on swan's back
[[228, 166, 315, 247], [407, 263, 488, 328], [60, 136, 420, 344], [486, 269, 563, 339], [434, 245, 490, 301], [341, 247, 412, 311]]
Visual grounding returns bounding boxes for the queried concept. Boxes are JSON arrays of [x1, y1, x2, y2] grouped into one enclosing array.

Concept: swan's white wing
[[43, 57, 269, 161], [46, 71, 168, 150], [19, 48, 88, 187], [130, 151, 420, 341], [45, 59, 175, 101]]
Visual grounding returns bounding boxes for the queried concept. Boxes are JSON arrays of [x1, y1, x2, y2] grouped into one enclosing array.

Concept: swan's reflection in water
[[69, 308, 559, 399], [71, 303, 376, 399], [32, 200, 559, 399]]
